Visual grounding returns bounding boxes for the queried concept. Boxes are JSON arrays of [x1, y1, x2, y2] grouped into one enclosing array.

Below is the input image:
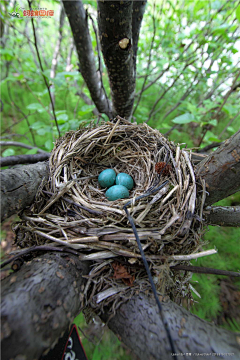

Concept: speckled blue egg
[[105, 185, 129, 201], [116, 173, 134, 190], [98, 169, 116, 188]]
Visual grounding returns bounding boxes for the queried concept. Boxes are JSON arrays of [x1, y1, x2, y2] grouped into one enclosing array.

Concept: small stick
[[171, 249, 217, 261], [171, 265, 240, 277]]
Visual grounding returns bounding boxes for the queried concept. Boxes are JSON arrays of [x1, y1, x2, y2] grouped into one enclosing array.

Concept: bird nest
[[15, 117, 206, 313]]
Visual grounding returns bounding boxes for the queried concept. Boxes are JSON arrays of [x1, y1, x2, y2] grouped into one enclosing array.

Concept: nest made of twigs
[[15, 117, 206, 313]]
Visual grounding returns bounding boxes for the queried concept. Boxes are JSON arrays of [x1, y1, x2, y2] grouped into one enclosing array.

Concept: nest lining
[[15, 118, 206, 311]]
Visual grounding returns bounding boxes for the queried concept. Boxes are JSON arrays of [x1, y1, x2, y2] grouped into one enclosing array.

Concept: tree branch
[[0, 141, 48, 154], [0, 161, 49, 222], [62, 0, 112, 118], [204, 205, 240, 227], [0, 153, 50, 167], [1, 252, 90, 360], [101, 293, 240, 360], [196, 130, 240, 206]]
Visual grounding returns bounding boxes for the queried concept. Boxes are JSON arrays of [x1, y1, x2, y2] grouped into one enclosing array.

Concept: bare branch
[[204, 205, 240, 227], [0, 141, 48, 154], [0, 153, 50, 167], [63, 0, 112, 118]]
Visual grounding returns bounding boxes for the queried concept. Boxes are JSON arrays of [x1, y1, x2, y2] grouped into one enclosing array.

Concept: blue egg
[[116, 173, 134, 190], [105, 185, 129, 201], [98, 169, 116, 188]]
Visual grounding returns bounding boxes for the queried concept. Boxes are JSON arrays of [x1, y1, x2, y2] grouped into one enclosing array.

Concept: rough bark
[[132, 1, 147, 69], [1, 253, 239, 360], [0, 152, 50, 167], [1, 252, 90, 360], [204, 205, 240, 227], [62, 0, 112, 118], [97, 0, 144, 119], [196, 130, 240, 206], [0, 161, 49, 222], [101, 293, 240, 360]]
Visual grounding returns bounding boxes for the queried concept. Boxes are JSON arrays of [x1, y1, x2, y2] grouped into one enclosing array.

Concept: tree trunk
[[1, 252, 90, 360]]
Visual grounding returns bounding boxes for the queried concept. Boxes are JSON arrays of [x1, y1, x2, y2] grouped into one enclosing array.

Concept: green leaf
[[25, 148, 38, 155], [36, 127, 51, 135], [27, 103, 46, 113], [44, 139, 54, 151], [30, 121, 46, 130], [172, 113, 195, 124], [78, 105, 95, 116], [2, 148, 15, 157], [57, 114, 68, 122], [236, 5, 240, 23], [209, 119, 217, 126]]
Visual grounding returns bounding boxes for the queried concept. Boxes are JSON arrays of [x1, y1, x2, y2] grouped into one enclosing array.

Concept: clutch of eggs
[[98, 169, 134, 201]]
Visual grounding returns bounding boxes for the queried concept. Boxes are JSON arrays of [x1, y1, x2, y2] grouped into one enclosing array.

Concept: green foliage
[[190, 193, 240, 330]]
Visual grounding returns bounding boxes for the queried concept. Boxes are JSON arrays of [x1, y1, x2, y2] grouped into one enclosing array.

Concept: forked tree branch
[[62, 0, 112, 118], [1, 252, 239, 360]]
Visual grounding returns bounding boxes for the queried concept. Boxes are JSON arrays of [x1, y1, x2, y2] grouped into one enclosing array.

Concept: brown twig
[[171, 265, 240, 277], [0, 245, 79, 269]]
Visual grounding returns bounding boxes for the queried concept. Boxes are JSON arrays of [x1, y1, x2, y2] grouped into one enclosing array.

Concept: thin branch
[[171, 265, 240, 277], [0, 153, 50, 167], [50, 5, 65, 108], [133, 1, 157, 116], [27, 0, 60, 137], [6, 82, 36, 146], [219, 110, 240, 139], [0, 141, 48, 154], [63, 0, 112, 118], [197, 142, 223, 153], [0, 245, 80, 269]]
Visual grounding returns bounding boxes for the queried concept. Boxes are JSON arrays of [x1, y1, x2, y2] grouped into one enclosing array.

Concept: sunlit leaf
[[2, 148, 15, 157], [172, 113, 195, 124]]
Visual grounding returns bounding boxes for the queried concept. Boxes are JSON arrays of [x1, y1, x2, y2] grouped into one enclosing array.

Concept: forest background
[[1, 0, 240, 358]]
